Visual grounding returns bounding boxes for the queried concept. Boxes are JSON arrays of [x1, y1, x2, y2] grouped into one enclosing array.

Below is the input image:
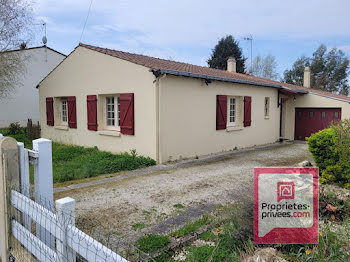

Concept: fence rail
[[0, 135, 148, 262], [10, 189, 128, 262]]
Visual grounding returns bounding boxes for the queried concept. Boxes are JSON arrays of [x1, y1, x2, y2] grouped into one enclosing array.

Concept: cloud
[[32, 0, 350, 68]]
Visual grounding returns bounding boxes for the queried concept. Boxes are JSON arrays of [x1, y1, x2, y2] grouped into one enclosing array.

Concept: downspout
[[155, 73, 167, 164]]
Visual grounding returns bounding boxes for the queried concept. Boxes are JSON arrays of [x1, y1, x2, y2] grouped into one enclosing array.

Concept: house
[[37, 43, 350, 163], [0, 46, 66, 127]]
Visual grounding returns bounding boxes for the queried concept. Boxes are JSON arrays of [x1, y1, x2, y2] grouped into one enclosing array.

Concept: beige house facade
[[38, 44, 350, 163]]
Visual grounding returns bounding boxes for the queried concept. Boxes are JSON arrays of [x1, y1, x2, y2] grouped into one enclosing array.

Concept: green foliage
[[185, 245, 215, 262], [8, 122, 22, 135], [207, 35, 246, 73], [307, 120, 350, 187], [284, 44, 350, 95], [279, 221, 350, 262], [136, 234, 170, 253], [0, 128, 156, 183], [52, 145, 156, 183], [199, 231, 215, 241], [132, 223, 148, 230], [170, 216, 209, 237], [173, 203, 185, 209]]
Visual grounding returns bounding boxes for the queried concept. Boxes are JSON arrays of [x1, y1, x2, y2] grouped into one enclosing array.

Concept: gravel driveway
[[55, 142, 312, 245]]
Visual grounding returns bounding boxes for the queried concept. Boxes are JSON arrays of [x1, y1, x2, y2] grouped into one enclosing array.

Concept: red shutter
[[87, 95, 98, 131], [67, 96, 77, 128], [120, 93, 134, 135], [46, 97, 54, 126], [216, 95, 227, 130], [244, 96, 252, 127]]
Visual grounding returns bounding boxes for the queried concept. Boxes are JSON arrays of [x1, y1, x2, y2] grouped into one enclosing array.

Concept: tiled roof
[[80, 43, 350, 102]]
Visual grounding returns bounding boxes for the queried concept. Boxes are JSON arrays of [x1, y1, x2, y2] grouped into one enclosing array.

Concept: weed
[[136, 234, 171, 253], [170, 216, 210, 238], [199, 231, 215, 241], [173, 203, 185, 209], [132, 223, 148, 230]]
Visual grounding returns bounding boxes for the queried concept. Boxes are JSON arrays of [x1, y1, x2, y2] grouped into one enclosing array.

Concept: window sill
[[226, 126, 244, 132], [98, 130, 121, 137], [54, 126, 68, 131], [264, 116, 270, 120]]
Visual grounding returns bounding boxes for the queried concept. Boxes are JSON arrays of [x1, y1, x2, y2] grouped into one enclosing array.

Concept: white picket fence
[[0, 135, 128, 262]]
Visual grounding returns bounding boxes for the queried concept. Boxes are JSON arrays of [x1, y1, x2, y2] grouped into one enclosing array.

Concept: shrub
[[8, 122, 22, 135], [307, 120, 350, 188]]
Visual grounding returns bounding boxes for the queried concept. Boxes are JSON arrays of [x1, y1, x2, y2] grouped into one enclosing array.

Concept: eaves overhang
[[151, 69, 284, 89]]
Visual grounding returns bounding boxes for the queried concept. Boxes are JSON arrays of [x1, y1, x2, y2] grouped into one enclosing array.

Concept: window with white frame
[[105, 95, 120, 130], [264, 97, 270, 118], [61, 99, 68, 123], [228, 97, 236, 125]]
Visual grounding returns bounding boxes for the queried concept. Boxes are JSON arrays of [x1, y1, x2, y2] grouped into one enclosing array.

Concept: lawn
[[0, 128, 156, 183]]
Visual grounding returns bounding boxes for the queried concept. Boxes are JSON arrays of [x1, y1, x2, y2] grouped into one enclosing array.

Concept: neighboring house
[[0, 46, 66, 127], [38, 43, 350, 163]]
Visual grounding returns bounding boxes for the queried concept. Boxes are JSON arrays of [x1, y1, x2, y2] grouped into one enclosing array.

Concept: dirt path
[[55, 142, 312, 245]]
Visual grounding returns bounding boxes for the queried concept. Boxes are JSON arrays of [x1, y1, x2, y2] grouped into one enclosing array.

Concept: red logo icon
[[277, 182, 294, 202]]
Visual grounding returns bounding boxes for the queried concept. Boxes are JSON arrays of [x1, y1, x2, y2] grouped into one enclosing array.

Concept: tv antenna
[[34, 22, 47, 45], [244, 35, 253, 72]]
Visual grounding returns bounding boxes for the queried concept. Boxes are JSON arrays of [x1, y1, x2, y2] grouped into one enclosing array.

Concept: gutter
[[151, 69, 283, 89]]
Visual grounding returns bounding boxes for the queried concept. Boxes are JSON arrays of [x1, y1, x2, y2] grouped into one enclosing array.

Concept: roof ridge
[[79, 43, 350, 102]]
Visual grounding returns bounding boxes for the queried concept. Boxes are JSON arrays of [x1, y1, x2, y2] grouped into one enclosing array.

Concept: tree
[[0, 0, 33, 98], [283, 45, 350, 95], [207, 35, 246, 73], [251, 54, 279, 80]]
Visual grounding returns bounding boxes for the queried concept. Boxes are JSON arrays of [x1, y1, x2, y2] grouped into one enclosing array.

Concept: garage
[[294, 108, 341, 140]]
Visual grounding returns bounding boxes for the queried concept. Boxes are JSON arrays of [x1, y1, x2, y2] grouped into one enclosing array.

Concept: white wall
[[0, 47, 65, 127], [39, 47, 158, 160], [159, 75, 280, 162]]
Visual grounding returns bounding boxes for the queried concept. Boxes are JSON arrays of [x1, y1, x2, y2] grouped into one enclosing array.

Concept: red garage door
[[294, 108, 341, 140]]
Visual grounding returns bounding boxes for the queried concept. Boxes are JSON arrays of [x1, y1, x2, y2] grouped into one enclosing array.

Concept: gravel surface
[[54, 142, 312, 245]]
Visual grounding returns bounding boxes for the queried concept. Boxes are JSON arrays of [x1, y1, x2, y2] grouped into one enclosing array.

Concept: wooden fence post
[[56, 197, 76, 262], [32, 138, 54, 248], [0, 136, 20, 262]]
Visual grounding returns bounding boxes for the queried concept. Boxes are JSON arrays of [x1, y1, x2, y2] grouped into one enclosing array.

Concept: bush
[[8, 122, 22, 135], [307, 120, 350, 188]]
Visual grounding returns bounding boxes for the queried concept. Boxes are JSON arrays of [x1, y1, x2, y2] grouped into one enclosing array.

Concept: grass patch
[[0, 128, 156, 183], [132, 223, 148, 230], [199, 231, 215, 241], [185, 245, 215, 262], [170, 216, 210, 238], [173, 203, 185, 209], [136, 234, 171, 253], [52, 144, 156, 183]]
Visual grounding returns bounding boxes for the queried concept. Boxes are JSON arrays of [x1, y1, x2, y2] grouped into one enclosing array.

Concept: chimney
[[303, 66, 311, 88], [227, 57, 236, 73]]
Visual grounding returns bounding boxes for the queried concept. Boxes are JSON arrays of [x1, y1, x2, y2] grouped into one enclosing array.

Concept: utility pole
[[244, 35, 253, 72]]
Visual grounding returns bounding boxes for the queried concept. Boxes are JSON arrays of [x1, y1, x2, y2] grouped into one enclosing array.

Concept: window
[[228, 97, 236, 125], [309, 111, 314, 118], [106, 97, 115, 126], [321, 112, 326, 118], [264, 97, 270, 118], [105, 95, 120, 130], [297, 111, 302, 118], [334, 111, 339, 119], [61, 99, 67, 123]]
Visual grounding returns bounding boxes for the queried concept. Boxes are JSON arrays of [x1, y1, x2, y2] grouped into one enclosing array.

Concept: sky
[[31, 0, 350, 78]]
